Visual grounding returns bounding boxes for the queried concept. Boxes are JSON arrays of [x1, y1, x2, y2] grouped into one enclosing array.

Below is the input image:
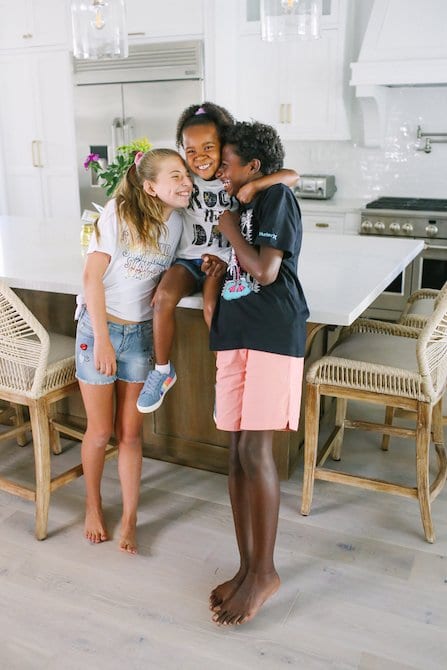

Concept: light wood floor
[[0, 401, 446, 670]]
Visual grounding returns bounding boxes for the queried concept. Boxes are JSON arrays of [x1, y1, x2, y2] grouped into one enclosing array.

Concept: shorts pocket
[[77, 310, 94, 337]]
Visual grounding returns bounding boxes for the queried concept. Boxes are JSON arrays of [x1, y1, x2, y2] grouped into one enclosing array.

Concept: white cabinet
[[209, 0, 353, 140], [301, 213, 345, 234], [0, 50, 80, 218], [126, 0, 204, 40], [0, 0, 69, 49], [299, 201, 362, 234]]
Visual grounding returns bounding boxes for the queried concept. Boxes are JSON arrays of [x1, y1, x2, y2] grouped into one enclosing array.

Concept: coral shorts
[[215, 349, 304, 432]]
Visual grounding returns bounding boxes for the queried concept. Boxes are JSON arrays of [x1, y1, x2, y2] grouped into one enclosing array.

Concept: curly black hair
[[223, 121, 285, 175], [175, 101, 234, 148]]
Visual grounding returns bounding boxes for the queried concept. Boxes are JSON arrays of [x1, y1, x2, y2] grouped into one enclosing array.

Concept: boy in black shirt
[[209, 121, 309, 626]]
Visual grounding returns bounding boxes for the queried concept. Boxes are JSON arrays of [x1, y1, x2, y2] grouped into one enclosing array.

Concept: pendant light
[[261, 0, 321, 42], [71, 0, 128, 60]]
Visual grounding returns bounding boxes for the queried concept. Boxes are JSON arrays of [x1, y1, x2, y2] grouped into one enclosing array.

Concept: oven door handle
[[424, 244, 447, 251]]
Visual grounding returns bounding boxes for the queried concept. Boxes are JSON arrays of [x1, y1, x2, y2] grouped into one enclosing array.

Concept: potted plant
[[80, 137, 152, 247], [83, 137, 153, 197]]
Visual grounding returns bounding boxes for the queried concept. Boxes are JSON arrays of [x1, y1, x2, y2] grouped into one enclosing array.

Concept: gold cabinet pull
[[31, 140, 39, 167], [315, 222, 329, 228], [31, 140, 43, 168]]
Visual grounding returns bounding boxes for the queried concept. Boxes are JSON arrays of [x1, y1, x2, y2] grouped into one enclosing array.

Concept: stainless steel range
[[360, 197, 447, 319]]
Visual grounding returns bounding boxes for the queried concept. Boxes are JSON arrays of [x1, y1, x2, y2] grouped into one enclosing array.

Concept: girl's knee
[[85, 428, 113, 449], [117, 434, 142, 451], [152, 286, 178, 312]]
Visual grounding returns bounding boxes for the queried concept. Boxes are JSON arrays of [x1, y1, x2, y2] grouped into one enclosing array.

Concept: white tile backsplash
[[284, 87, 447, 200]]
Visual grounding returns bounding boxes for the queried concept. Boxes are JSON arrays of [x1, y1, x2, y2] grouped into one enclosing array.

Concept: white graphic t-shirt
[[78, 199, 182, 322], [176, 175, 238, 262]]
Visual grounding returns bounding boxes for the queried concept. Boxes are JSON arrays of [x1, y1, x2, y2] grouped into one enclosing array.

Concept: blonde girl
[[75, 148, 192, 553]]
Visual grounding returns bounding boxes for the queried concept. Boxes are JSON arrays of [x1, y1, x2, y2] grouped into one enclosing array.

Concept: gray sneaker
[[137, 363, 177, 413]]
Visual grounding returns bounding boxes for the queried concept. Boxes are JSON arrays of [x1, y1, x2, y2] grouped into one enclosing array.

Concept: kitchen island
[[0, 215, 424, 478]]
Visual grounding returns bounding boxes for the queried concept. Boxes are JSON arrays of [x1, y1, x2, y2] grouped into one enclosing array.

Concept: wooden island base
[[16, 291, 325, 481]]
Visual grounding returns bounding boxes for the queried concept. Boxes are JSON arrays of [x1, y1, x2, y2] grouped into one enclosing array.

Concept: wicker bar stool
[[301, 291, 447, 543], [398, 282, 447, 426], [400, 282, 447, 329], [0, 282, 116, 540]]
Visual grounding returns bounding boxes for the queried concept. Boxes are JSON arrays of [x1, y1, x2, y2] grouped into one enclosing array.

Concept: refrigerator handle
[[111, 118, 123, 161], [123, 117, 134, 145]]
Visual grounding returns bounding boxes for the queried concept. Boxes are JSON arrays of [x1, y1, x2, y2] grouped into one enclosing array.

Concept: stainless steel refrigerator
[[73, 40, 204, 211]]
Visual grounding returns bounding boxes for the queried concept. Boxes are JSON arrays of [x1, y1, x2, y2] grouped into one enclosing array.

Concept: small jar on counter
[[80, 209, 99, 249]]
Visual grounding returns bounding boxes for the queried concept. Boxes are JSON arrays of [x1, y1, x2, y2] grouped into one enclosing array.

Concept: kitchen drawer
[[302, 213, 345, 234]]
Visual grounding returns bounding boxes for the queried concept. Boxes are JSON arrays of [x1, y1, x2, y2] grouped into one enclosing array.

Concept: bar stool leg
[[301, 383, 321, 516], [416, 402, 434, 543], [331, 397, 347, 461], [29, 400, 51, 541], [381, 406, 394, 451]]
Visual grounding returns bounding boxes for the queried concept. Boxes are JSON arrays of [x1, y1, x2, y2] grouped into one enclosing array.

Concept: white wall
[[282, 0, 447, 200], [283, 87, 447, 199]]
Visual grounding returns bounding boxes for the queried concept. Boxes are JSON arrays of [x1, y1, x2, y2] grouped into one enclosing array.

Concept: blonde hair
[[113, 148, 185, 251]]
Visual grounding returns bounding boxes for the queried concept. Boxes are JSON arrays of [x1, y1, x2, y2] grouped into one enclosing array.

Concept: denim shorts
[[174, 258, 206, 290], [75, 307, 153, 385]]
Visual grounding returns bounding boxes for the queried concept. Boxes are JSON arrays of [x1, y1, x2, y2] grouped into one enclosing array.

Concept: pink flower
[[83, 153, 100, 170]]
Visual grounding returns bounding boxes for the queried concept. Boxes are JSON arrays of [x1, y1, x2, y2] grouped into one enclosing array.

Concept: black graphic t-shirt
[[210, 183, 309, 357]]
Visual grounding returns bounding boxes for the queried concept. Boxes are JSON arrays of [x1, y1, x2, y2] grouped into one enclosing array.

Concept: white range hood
[[350, 0, 447, 146]]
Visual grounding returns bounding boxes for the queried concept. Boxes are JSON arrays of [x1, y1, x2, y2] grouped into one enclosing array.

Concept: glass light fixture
[[71, 0, 128, 60], [261, 0, 321, 42]]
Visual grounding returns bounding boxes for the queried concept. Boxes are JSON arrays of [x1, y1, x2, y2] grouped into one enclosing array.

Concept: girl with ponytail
[[75, 148, 192, 554]]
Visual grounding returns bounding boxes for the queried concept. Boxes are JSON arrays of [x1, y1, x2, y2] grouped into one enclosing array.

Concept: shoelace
[[141, 369, 164, 394]]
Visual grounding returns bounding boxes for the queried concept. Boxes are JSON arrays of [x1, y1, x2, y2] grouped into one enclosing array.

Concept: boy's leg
[[152, 264, 197, 364], [202, 275, 223, 330], [213, 429, 281, 626], [210, 431, 253, 611], [114, 380, 146, 554], [79, 381, 114, 543]]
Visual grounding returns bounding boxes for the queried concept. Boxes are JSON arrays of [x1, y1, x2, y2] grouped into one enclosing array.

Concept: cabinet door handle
[[315, 222, 329, 228], [22, 32, 33, 39], [279, 104, 285, 123], [286, 103, 292, 123], [31, 140, 43, 167], [31, 140, 39, 167], [37, 140, 43, 167], [128, 32, 145, 36]]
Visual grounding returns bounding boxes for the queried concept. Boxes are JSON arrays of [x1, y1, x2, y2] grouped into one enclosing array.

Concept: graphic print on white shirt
[[222, 208, 260, 301], [176, 176, 238, 262], [120, 226, 172, 281]]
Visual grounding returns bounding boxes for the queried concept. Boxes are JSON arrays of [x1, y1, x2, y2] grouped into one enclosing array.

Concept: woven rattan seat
[[301, 290, 447, 543], [0, 282, 116, 540]]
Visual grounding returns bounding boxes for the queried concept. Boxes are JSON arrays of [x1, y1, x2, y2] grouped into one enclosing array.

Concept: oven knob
[[402, 223, 414, 234], [389, 222, 401, 233], [361, 220, 373, 232], [425, 224, 438, 237], [374, 221, 385, 232]]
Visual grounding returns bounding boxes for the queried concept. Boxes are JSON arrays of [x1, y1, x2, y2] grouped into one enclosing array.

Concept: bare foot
[[119, 516, 137, 554], [209, 568, 246, 612], [84, 504, 108, 544], [212, 570, 280, 626]]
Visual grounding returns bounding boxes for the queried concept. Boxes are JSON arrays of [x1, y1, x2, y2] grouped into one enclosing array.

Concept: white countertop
[[0, 216, 423, 326]]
